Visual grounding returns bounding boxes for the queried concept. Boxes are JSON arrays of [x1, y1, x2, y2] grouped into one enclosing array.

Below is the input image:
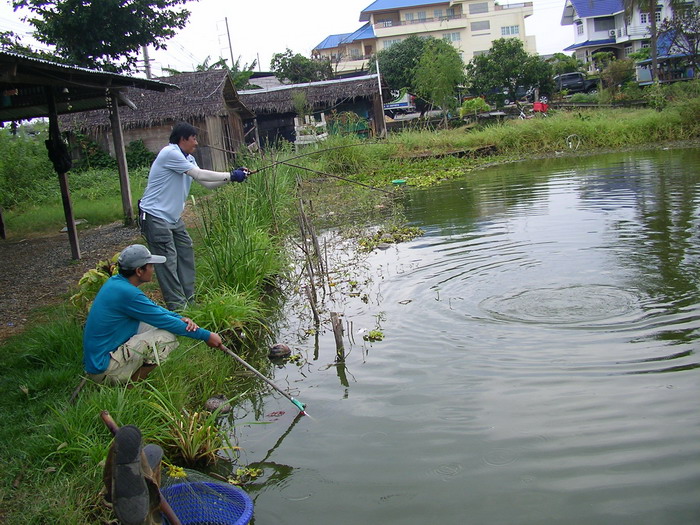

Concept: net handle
[[101, 410, 183, 525]]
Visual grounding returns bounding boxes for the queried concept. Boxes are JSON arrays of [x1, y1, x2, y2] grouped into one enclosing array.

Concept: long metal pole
[[225, 17, 234, 68]]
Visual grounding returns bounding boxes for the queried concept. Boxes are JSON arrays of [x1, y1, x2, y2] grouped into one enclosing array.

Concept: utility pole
[[225, 17, 234, 67], [142, 45, 152, 79]]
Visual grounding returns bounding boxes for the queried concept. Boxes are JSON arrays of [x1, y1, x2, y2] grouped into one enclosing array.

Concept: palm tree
[[623, 0, 684, 82]]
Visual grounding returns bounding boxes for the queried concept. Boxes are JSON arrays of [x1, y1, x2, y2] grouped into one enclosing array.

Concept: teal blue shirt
[[83, 274, 211, 374]]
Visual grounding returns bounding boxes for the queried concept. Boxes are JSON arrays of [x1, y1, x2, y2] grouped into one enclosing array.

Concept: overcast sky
[[0, 0, 572, 76]]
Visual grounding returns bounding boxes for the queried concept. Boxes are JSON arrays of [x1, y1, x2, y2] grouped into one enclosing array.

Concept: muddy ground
[[0, 222, 141, 342]]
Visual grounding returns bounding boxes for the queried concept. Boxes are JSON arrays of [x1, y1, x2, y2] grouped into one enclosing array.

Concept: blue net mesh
[[161, 481, 254, 525]]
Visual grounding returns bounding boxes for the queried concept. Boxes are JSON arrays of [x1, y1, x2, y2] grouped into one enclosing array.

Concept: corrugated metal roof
[[360, 0, 447, 21], [0, 50, 176, 122]]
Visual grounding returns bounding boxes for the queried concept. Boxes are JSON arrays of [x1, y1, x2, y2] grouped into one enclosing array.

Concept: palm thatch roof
[[60, 69, 253, 132], [239, 74, 383, 114]]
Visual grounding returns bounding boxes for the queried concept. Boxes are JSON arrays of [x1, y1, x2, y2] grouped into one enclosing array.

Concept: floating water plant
[[363, 330, 384, 342]]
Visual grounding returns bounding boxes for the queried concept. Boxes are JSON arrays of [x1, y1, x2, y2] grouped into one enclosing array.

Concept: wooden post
[[331, 312, 345, 362], [46, 87, 80, 260], [109, 92, 134, 225], [0, 206, 5, 240]]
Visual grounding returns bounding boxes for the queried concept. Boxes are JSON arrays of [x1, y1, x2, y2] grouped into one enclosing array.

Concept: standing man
[[139, 121, 249, 310], [83, 244, 224, 384]]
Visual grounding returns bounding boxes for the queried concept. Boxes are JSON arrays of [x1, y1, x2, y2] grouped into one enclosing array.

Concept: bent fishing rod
[[218, 344, 308, 415]]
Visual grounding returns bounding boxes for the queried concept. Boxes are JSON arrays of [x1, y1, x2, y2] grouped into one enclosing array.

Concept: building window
[[383, 39, 401, 49], [434, 9, 443, 18], [447, 7, 455, 17], [350, 48, 360, 59], [469, 2, 488, 14], [443, 32, 461, 42], [641, 40, 650, 48], [417, 11, 426, 20], [501, 25, 519, 36], [379, 19, 392, 27], [640, 12, 648, 23], [473, 50, 489, 57], [593, 16, 615, 31], [405, 12, 414, 22], [471, 20, 490, 32], [624, 44, 632, 56], [576, 20, 583, 35]]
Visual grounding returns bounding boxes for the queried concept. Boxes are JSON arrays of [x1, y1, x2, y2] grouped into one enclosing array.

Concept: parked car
[[553, 72, 598, 94]]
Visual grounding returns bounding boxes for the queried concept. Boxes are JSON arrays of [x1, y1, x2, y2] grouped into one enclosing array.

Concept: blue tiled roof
[[360, 0, 447, 21], [563, 38, 615, 51], [345, 23, 375, 42], [568, 0, 623, 18], [315, 33, 353, 50], [314, 23, 375, 51]]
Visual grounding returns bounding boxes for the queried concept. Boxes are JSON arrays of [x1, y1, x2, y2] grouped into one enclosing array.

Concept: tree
[[270, 48, 333, 84], [623, 0, 686, 82], [466, 38, 553, 105], [548, 52, 585, 75], [162, 55, 259, 90], [373, 35, 429, 92], [658, 4, 700, 73], [413, 39, 465, 126], [11, 0, 194, 73]]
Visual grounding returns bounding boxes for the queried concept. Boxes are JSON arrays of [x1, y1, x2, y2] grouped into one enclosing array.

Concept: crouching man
[[83, 244, 222, 384]]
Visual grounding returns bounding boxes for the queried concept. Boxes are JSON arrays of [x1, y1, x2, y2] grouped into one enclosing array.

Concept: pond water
[[233, 148, 700, 525]]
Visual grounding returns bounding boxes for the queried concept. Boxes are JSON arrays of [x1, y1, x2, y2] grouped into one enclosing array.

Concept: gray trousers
[[140, 213, 195, 310]]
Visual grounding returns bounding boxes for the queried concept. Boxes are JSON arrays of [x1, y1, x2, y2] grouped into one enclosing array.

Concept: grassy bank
[[1, 88, 700, 522]]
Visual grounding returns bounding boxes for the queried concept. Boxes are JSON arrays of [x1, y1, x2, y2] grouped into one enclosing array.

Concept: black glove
[[230, 167, 249, 183]]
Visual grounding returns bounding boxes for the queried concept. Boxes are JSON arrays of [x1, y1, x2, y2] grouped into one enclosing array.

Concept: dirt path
[[0, 222, 142, 342]]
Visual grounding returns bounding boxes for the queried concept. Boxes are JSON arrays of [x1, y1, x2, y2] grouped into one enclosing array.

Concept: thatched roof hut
[[239, 74, 386, 144], [61, 69, 254, 171], [239, 74, 382, 114]]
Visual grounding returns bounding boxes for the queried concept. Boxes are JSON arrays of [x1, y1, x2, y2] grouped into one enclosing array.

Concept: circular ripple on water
[[480, 285, 641, 327]]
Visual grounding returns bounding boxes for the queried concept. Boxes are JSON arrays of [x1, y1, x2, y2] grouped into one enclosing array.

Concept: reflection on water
[[235, 148, 700, 525]]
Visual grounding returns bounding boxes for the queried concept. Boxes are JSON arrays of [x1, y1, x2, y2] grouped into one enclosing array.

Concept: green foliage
[[414, 39, 466, 122], [645, 81, 669, 111], [12, 0, 194, 73], [591, 51, 615, 71], [125, 139, 156, 169], [270, 48, 333, 83], [569, 92, 599, 103], [292, 90, 310, 117], [460, 97, 491, 117], [71, 132, 117, 171], [466, 38, 553, 105], [373, 35, 429, 92], [183, 287, 267, 336], [195, 164, 296, 293], [548, 52, 585, 75], [0, 124, 56, 208], [70, 253, 119, 321]]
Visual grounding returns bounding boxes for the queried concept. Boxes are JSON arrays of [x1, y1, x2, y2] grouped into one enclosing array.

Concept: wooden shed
[[61, 69, 254, 171], [0, 50, 175, 257], [238, 74, 387, 145]]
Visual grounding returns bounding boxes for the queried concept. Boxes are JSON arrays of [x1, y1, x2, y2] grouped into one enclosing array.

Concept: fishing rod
[[280, 161, 393, 195], [218, 344, 307, 415]]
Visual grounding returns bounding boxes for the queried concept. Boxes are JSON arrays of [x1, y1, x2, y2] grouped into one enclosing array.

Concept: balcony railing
[[494, 2, 533, 10], [373, 14, 466, 29]]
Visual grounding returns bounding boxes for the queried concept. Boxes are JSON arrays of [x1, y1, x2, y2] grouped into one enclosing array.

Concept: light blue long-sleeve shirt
[[83, 274, 210, 374], [139, 143, 197, 224]]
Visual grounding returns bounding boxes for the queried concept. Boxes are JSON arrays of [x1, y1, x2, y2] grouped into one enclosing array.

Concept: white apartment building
[[313, 0, 536, 74], [560, 0, 697, 81]]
